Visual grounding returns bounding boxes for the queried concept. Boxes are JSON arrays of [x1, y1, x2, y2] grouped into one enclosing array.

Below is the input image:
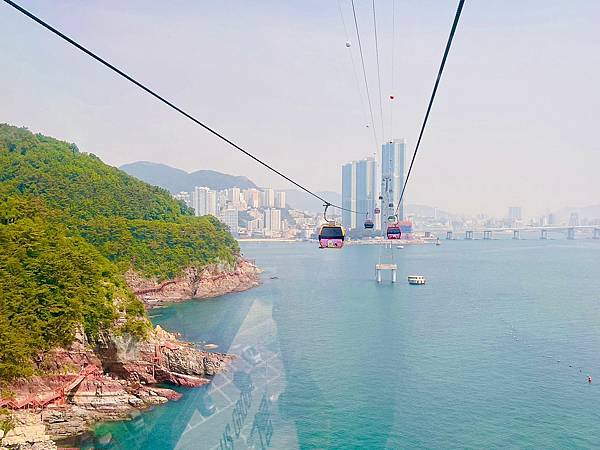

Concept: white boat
[[408, 275, 426, 285], [396, 245, 404, 249]]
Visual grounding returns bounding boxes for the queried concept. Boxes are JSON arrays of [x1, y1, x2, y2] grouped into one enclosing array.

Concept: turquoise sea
[[76, 238, 600, 449]]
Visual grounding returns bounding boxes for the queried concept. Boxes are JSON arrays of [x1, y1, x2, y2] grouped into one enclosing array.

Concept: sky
[[1, 0, 599, 218]]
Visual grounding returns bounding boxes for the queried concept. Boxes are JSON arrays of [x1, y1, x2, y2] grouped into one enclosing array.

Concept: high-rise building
[[244, 188, 262, 208], [356, 157, 377, 226], [275, 191, 286, 209], [341, 162, 355, 229], [381, 139, 406, 220], [262, 188, 275, 208], [192, 187, 217, 216], [341, 157, 377, 230], [220, 208, 239, 235], [227, 187, 241, 207], [264, 208, 281, 232]]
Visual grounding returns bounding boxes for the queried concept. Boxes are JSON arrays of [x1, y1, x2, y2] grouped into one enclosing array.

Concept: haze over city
[[1, 0, 599, 217]]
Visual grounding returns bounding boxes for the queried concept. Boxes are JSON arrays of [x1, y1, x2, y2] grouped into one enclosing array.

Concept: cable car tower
[[376, 145, 397, 282]]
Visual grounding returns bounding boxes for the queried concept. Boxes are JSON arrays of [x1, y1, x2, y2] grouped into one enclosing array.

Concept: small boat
[[408, 275, 426, 285], [396, 245, 404, 249]]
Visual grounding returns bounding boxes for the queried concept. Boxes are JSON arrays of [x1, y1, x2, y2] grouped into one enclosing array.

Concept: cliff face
[[126, 259, 262, 307], [0, 326, 233, 444]]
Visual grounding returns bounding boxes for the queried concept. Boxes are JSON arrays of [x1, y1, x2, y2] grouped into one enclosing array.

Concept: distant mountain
[[120, 161, 257, 193], [405, 204, 453, 220], [283, 190, 341, 213]]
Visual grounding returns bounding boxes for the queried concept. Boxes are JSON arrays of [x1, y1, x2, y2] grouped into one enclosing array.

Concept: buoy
[[389, 95, 395, 100], [588, 376, 592, 384], [345, 41, 351, 48]]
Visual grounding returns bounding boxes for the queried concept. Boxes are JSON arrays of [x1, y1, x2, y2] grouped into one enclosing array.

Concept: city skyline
[[1, 1, 598, 218]]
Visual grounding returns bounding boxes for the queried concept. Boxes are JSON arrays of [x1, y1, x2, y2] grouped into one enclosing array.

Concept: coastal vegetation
[[0, 124, 239, 380]]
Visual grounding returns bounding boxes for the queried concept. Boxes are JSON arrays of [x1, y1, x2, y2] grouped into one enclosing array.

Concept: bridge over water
[[440, 225, 600, 240]]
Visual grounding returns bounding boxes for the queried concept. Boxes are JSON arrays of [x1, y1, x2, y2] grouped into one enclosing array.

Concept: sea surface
[[77, 238, 600, 449]]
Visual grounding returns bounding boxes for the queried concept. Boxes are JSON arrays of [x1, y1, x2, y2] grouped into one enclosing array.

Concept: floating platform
[[376, 263, 397, 283]]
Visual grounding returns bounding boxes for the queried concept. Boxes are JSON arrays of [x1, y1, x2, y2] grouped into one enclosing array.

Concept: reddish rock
[[125, 259, 262, 308]]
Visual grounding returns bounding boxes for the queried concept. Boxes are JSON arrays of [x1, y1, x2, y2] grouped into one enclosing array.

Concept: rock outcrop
[[96, 326, 233, 388], [1, 260, 259, 447], [126, 259, 262, 307], [0, 326, 233, 444], [0, 412, 57, 450]]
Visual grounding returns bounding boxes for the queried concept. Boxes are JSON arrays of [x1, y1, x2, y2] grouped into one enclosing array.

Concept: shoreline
[[0, 260, 262, 449], [127, 258, 262, 309]]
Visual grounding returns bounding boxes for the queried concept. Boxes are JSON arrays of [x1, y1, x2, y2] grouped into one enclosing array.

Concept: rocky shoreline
[[0, 259, 261, 449], [126, 258, 262, 308]]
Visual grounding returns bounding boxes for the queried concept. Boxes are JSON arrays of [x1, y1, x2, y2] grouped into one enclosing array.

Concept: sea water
[[76, 238, 600, 449]]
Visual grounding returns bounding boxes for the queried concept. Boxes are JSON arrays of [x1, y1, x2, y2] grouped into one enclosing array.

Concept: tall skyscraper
[[381, 139, 406, 221], [341, 162, 355, 229], [341, 157, 377, 230], [192, 187, 218, 217], [356, 157, 377, 226]]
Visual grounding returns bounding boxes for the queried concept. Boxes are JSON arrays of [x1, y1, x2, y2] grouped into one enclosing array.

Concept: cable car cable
[[371, 0, 386, 141], [2, 0, 367, 216], [390, 0, 396, 137], [395, 0, 465, 216], [336, 0, 371, 140], [350, 0, 379, 149]]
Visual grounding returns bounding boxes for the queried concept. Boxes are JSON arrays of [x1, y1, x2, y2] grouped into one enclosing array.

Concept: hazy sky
[[1, 0, 599, 217]]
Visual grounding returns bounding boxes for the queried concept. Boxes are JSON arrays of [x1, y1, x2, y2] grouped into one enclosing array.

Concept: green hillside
[[0, 124, 239, 380]]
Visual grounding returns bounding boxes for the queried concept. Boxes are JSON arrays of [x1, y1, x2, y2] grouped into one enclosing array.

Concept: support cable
[[371, 0, 386, 141], [395, 0, 465, 216], [350, 0, 379, 150], [2, 0, 366, 215]]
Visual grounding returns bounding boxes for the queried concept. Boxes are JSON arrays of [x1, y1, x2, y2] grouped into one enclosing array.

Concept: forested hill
[[0, 124, 239, 380], [120, 161, 257, 193]]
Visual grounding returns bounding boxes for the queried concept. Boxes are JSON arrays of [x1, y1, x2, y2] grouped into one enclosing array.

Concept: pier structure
[[540, 229, 548, 240], [465, 230, 474, 240], [567, 227, 575, 240], [376, 264, 397, 283], [513, 230, 520, 240], [446, 231, 453, 240], [483, 230, 492, 240], [594, 228, 600, 240]]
